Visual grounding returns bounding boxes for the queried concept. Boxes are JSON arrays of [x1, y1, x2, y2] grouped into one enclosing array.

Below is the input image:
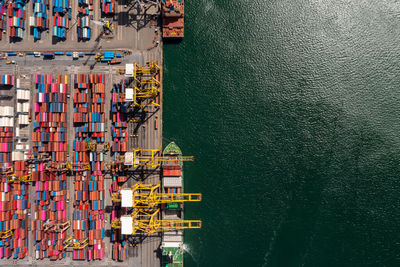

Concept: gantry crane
[[112, 183, 201, 209], [6, 173, 32, 183], [88, 142, 110, 152], [0, 230, 13, 239], [111, 209, 201, 235], [133, 61, 160, 81], [0, 166, 14, 180], [43, 221, 70, 233], [129, 148, 193, 168], [63, 237, 89, 250], [131, 85, 161, 108], [27, 152, 51, 163], [45, 162, 90, 172]]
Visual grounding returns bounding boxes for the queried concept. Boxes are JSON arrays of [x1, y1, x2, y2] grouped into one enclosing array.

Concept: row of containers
[[0, 74, 30, 259], [77, 3, 92, 41], [0, 0, 6, 40], [110, 80, 129, 261], [0, 74, 14, 86], [52, 13, 69, 39], [100, 0, 115, 15], [73, 73, 106, 260], [30, 0, 48, 40], [0, 160, 30, 259], [8, 0, 26, 40], [32, 74, 69, 260]]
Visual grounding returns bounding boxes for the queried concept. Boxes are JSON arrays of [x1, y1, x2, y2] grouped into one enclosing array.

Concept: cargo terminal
[[0, 0, 199, 266]]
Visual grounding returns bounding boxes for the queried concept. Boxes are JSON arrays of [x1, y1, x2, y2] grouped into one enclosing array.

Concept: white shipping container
[[23, 102, 30, 112], [12, 151, 24, 161], [0, 117, 13, 127], [16, 78, 20, 88], [18, 114, 29, 125]]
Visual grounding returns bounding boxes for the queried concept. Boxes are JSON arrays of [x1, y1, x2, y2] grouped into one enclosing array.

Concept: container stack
[[32, 74, 69, 260], [76, 2, 92, 40], [0, 107, 14, 128], [0, 75, 14, 86], [72, 73, 90, 260], [88, 74, 105, 260], [73, 74, 105, 260], [30, 0, 49, 40], [52, 0, 70, 15], [0, 0, 7, 40], [52, 12, 69, 39], [10, 160, 30, 259], [7, 0, 26, 40], [111, 81, 127, 160], [100, 0, 114, 15], [0, 126, 13, 258], [110, 80, 128, 261], [16, 88, 30, 126], [112, 241, 127, 261]]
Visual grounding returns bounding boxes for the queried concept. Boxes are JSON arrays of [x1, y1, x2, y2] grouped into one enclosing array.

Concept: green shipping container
[[166, 202, 180, 210]]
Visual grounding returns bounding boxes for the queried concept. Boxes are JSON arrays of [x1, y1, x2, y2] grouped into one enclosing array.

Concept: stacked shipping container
[[0, 0, 6, 40], [10, 160, 30, 259], [32, 74, 69, 260], [52, 0, 70, 40], [77, 0, 92, 40], [73, 74, 105, 260], [0, 126, 14, 258], [0, 75, 14, 86], [30, 0, 49, 40], [7, 0, 26, 40], [100, 0, 114, 15], [110, 80, 128, 261]]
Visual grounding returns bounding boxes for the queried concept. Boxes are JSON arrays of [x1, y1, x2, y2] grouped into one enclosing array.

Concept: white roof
[[125, 88, 134, 102], [121, 216, 133, 235], [124, 152, 133, 165], [163, 177, 182, 187], [125, 64, 134, 77], [121, 189, 133, 208]]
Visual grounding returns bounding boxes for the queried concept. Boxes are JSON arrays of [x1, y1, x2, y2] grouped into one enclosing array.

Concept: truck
[[73, 52, 79, 60]]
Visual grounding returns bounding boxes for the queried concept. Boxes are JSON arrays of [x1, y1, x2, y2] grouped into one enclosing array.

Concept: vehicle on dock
[[161, 142, 184, 267], [161, 0, 184, 39]]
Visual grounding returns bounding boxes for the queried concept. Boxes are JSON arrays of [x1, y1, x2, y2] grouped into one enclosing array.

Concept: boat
[[161, 0, 184, 39], [161, 141, 184, 267]]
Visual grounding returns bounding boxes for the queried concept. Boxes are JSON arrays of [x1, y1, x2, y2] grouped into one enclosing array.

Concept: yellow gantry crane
[[133, 61, 160, 81], [131, 148, 194, 168], [6, 173, 32, 183], [132, 85, 161, 108], [45, 162, 90, 172], [112, 183, 201, 209], [43, 221, 70, 233], [111, 209, 201, 235], [129, 61, 161, 108], [0, 230, 13, 239], [63, 237, 89, 250], [88, 142, 110, 152]]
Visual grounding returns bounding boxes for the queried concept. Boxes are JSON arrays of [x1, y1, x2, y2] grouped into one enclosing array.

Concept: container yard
[[0, 0, 199, 266]]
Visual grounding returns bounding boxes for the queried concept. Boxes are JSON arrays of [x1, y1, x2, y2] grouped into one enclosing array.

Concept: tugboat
[[161, 0, 184, 39], [161, 142, 184, 266]]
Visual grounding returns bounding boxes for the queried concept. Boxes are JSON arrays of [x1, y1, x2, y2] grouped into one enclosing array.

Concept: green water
[[163, 0, 400, 266]]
